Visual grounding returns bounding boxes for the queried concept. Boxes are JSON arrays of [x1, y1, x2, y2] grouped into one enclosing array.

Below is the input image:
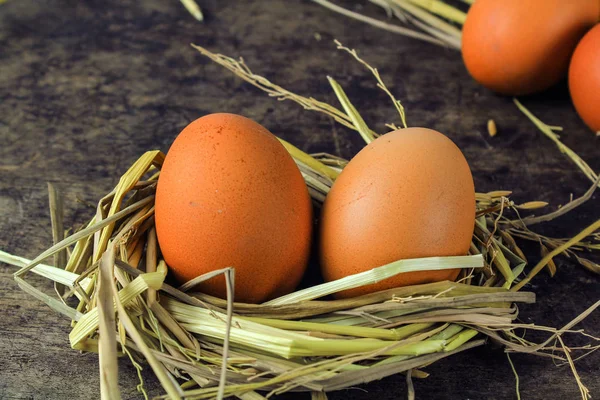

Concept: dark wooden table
[[1, 1, 599, 399]]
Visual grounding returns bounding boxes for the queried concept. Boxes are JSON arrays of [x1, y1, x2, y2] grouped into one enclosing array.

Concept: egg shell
[[155, 113, 313, 303], [320, 128, 475, 298], [569, 24, 600, 133], [462, 0, 599, 95]]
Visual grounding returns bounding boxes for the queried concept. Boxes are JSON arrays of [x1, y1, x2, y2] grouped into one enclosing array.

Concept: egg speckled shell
[[155, 113, 312, 303], [320, 128, 475, 298], [462, 0, 599, 95]]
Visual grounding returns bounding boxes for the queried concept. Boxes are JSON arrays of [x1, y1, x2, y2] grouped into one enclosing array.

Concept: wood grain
[[1, 0, 599, 399]]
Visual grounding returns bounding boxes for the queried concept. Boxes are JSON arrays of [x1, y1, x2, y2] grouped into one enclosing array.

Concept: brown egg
[[320, 128, 475, 298], [155, 113, 312, 303], [462, 0, 599, 95], [569, 24, 600, 133]]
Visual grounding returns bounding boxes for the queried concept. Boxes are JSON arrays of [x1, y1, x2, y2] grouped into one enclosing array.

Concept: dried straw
[[2, 40, 599, 400], [311, 0, 466, 49]]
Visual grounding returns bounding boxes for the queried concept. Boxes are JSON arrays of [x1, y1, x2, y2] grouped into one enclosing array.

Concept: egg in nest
[[155, 113, 313, 304], [320, 128, 475, 298]]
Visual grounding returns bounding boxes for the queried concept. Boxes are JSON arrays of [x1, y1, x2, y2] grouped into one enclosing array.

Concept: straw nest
[[6, 42, 600, 400]]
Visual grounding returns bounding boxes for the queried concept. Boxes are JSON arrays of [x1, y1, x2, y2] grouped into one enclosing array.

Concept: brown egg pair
[[155, 114, 476, 303], [462, 0, 600, 133], [462, 0, 598, 95]]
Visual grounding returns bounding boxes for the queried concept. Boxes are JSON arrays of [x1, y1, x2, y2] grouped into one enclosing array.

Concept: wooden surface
[[1, 1, 599, 399]]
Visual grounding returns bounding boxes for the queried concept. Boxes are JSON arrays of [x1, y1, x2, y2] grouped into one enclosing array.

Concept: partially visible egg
[[320, 128, 475, 298], [155, 113, 313, 303], [462, 0, 599, 95], [569, 24, 600, 133]]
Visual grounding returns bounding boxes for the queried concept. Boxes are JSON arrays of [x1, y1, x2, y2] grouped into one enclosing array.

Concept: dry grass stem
[[514, 98, 599, 188], [334, 40, 407, 128], [311, 0, 448, 47], [180, 0, 203, 21]]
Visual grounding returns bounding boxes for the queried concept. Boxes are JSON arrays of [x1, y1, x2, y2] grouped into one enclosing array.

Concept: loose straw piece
[[334, 40, 408, 128], [513, 175, 600, 227], [97, 248, 121, 400], [111, 274, 183, 400], [506, 353, 521, 400], [265, 255, 483, 305], [382, 0, 462, 49], [14, 195, 154, 279], [512, 219, 600, 291], [514, 99, 599, 188], [311, 0, 447, 47], [216, 268, 235, 400], [401, 0, 467, 24], [146, 228, 158, 305], [180, 0, 203, 21], [406, 368, 415, 400], [47, 182, 67, 270], [487, 119, 497, 137], [328, 76, 376, 144], [190, 43, 382, 141], [0, 250, 88, 289]]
